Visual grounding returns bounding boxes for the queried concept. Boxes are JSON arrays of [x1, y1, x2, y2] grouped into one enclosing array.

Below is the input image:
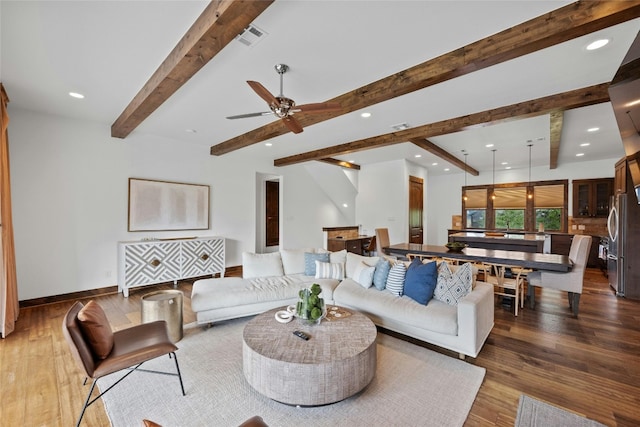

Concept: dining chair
[[63, 301, 185, 427], [526, 234, 592, 316], [483, 263, 526, 316], [375, 228, 391, 255], [362, 235, 377, 256]]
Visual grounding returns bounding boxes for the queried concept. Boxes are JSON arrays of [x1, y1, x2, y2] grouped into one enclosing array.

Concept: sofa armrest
[[456, 281, 494, 357]]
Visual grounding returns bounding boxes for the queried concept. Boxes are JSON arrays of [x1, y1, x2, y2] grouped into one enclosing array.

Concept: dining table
[[384, 243, 572, 272]]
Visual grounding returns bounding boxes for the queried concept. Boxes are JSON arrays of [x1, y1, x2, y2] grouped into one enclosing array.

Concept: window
[[462, 180, 567, 232], [533, 184, 565, 231], [464, 189, 487, 228], [493, 187, 526, 230]]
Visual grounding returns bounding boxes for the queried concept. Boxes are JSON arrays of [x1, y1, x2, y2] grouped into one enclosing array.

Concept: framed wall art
[[128, 178, 210, 232]]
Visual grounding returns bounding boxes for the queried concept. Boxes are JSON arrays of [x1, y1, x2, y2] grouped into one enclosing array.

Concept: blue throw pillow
[[304, 252, 330, 276], [403, 258, 438, 305], [373, 259, 391, 290]]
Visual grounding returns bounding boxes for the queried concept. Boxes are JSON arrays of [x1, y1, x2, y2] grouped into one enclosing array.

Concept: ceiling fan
[[226, 64, 341, 134]]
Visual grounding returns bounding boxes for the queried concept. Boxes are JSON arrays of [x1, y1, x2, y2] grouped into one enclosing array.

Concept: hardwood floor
[[1, 268, 638, 426]]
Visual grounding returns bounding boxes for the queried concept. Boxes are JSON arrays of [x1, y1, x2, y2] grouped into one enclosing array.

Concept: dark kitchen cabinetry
[[572, 178, 613, 218], [614, 157, 627, 194], [327, 236, 372, 255]]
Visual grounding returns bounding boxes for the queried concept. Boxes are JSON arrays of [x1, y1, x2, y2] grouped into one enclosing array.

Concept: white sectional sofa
[[191, 249, 494, 359]]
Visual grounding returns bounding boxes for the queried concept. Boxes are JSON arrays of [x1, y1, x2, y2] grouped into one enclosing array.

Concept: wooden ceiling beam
[[549, 111, 564, 169], [273, 84, 610, 167], [316, 158, 361, 170], [111, 0, 274, 139], [211, 1, 640, 155], [409, 139, 480, 176]]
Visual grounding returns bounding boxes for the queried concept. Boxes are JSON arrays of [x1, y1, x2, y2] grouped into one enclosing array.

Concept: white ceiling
[[2, 1, 639, 176]]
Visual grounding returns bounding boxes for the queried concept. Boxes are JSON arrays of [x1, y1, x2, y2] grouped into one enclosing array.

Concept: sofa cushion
[[403, 259, 438, 305], [386, 261, 406, 296], [77, 300, 114, 359], [372, 258, 391, 290], [334, 278, 458, 336], [345, 252, 379, 279], [434, 262, 473, 305], [329, 249, 347, 266], [242, 252, 284, 279], [280, 248, 313, 275], [315, 260, 344, 280], [353, 261, 376, 288], [304, 252, 330, 276]]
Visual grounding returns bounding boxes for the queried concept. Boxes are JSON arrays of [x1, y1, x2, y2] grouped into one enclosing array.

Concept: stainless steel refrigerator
[[607, 193, 640, 298]]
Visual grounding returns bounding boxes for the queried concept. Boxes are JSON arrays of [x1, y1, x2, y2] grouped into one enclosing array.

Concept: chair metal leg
[[76, 379, 97, 427], [172, 351, 186, 396]]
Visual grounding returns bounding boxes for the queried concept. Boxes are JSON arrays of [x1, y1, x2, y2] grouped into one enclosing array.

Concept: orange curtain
[[0, 83, 19, 337]]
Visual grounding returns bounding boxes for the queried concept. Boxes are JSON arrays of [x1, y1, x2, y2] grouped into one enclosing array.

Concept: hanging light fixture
[[462, 150, 468, 201], [491, 149, 496, 200], [527, 143, 533, 199]]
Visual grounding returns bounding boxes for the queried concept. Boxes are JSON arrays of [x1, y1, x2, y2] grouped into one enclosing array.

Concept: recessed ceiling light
[[505, 166, 512, 170], [360, 112, 371, 118], [580, 142, 590, 147], [586, 39, 609, 50], [625, 99, 640, 108], [576, 153, 585, 157], [265, 142, 272, 147], [185, 129, 197, 133], [431, 162, 438, 166], [444, 168, 450, 172], [342, 203, 348, 208], [349, 160, 355, 163], [501, 162, 508, 165], [587, 127, 600, 132], [485, 144, 494, 148], [69, 92, 84, 99], [414, 154, 422, 158]]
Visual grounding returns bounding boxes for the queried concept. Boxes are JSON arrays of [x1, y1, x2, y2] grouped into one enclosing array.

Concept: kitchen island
[[449, 232, 548, 253]]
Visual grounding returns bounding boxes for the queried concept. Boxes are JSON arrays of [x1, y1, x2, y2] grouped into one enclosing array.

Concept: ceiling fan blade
[[226, 111, 273, 119], [293, 102, 341, 114], [282, 116, 303, 134], [247, 81, 279, 106]]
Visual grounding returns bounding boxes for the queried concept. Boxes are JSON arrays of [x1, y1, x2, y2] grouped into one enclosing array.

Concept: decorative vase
[[295, 283, 326, 326]]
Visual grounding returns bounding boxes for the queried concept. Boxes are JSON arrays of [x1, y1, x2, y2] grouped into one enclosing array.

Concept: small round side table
[[141, 289, 184, 343]]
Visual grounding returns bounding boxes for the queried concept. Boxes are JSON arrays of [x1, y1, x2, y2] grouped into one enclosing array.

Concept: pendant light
[[527, 143, 533, 199], [462, 150, 468, 201], [491, 149, 496, 200]]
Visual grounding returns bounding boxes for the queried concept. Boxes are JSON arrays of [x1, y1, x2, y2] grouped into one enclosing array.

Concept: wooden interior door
[[409, 176, 424, 244], [265, 180, 279, 247]]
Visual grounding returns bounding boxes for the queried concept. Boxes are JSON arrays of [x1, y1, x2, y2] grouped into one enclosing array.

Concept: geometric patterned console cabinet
[[117, 236, 225, 297]]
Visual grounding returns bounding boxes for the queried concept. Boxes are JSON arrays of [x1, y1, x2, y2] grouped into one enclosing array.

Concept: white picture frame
[[128, 178, 210, 232]]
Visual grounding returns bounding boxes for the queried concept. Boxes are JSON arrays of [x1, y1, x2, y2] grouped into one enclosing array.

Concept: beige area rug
[[98, 317, 485, 426], [515, 395, 607, 427]]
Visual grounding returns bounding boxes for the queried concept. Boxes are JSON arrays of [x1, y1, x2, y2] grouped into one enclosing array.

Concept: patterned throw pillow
[[353, 261, 376, 288], [386, 261, 406, 296], [372, 258, 391, 290], [304, 252, 330, 276], [434, 262, 473, 305], [315, 260, 345, 280]]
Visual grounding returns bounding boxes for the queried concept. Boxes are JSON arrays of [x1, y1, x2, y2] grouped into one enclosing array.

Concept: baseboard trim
[[19, 266, 241, 308]]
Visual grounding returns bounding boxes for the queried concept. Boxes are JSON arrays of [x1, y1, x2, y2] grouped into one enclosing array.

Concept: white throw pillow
[[345, 252, 379, 279], [434, 262, 473, 305], [242, 252, 284, 279], [353, 261, 376, 288], [329, 249, 348, 266], [315, 260, 345, 280]]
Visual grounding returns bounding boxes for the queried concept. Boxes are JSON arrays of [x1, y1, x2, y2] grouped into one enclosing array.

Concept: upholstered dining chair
[[63, 300, 185, 427], [375, 228, 391, 255], [526, 234, 592, 317]]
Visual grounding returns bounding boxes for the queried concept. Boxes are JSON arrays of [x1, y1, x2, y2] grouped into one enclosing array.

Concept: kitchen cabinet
[[614, 157, 627, 194], [327, 236, 372, 255], [572, 178, 613, 218]]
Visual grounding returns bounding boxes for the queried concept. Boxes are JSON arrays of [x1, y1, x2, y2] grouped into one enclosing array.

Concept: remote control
[[293, 330, 310, 340]]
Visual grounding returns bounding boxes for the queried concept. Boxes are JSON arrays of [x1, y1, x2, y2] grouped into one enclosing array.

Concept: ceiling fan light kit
[[227, 64, 340, 134]]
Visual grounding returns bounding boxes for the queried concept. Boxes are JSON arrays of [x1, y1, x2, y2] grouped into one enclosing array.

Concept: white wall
[[425, 158, 619, 245], [356, 159, 428, 245], [8, 107, 348, 300]]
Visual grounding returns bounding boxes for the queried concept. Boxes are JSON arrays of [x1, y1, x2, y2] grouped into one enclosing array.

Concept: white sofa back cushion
[[345, 252, 380, 279], [280, 249, 313, 275], [242, 252, 284, 279]]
